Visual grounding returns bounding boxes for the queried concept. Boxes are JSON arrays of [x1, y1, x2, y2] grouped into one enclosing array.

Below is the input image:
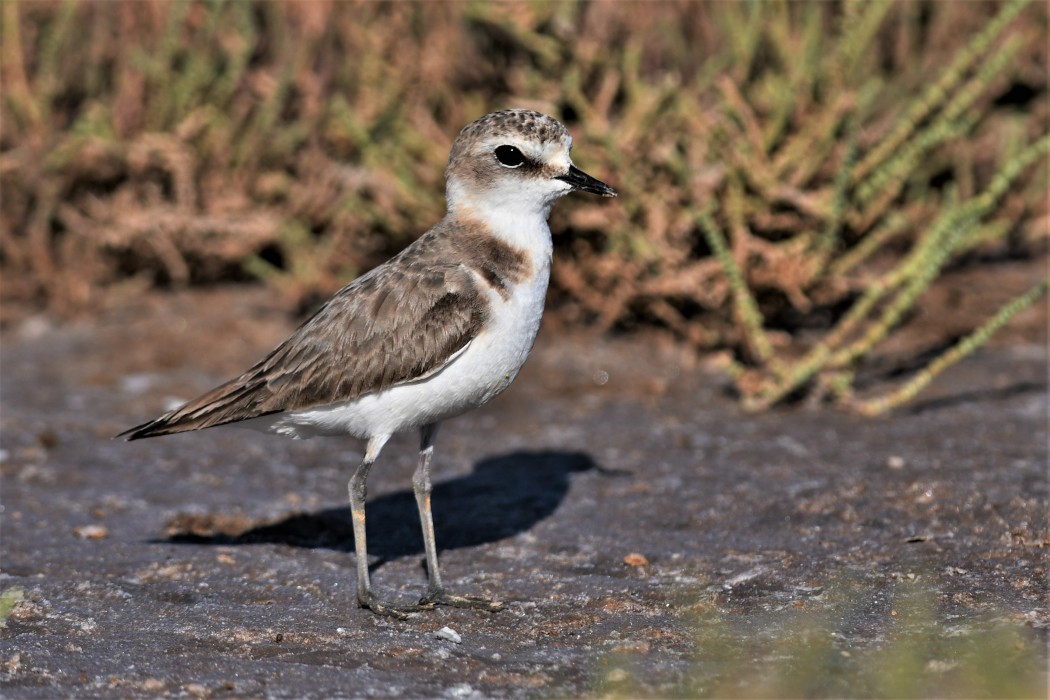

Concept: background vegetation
[[1, 0, 1046, 412], [598, 578, 1044, 698]]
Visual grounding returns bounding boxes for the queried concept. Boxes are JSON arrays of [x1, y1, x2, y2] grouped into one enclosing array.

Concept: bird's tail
[[115, 374, 279, 441]]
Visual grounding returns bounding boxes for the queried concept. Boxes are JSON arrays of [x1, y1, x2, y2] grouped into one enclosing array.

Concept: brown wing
[[119, 260, 487, 440]]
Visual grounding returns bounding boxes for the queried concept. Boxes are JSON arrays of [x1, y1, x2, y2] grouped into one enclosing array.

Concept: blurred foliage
[[1, 0, 1046, 411], [597, 578, 1045, 698], [0, 587, 25, 628]]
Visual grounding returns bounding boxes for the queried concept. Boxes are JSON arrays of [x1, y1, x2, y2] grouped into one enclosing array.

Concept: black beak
[[556, 164, 617, 197]]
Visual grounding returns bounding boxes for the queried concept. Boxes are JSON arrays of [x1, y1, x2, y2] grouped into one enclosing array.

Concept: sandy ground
[[1, 285, 1047, 697]]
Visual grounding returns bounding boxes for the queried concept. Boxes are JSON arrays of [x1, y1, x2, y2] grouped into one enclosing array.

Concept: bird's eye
[[494, 145, 526, 168]]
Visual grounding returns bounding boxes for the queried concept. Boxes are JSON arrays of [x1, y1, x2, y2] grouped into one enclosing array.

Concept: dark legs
[[413, 424, 504, 612], [349, 434, 419, 620], [347, 426, 503, 619], [412, 424, 444, 596]]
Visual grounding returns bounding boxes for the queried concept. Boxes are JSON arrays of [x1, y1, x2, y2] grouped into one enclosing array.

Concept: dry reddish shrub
[[2, 1, 1045, 374]]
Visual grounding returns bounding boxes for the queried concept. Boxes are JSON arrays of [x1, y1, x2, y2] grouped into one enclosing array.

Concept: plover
[[119, 109, 616, 619]]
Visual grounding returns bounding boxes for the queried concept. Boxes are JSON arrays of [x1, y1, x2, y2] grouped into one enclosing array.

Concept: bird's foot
[[358, 593, 428, 621], [419, 589, 505, 612]]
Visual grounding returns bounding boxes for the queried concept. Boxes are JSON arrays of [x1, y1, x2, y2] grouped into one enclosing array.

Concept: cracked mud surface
[[1, 286, 1047, 697]]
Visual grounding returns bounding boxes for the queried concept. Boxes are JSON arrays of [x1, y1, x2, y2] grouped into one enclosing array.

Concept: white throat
[[446, 177, 565, 256]]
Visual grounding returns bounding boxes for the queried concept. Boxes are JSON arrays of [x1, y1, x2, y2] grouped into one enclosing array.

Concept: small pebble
[[140, 678, 165, 692], [436, 626, 462, 644], [886, 455, 905, 470], [73, 524, 108, 540], [623, 552, 648, 567]]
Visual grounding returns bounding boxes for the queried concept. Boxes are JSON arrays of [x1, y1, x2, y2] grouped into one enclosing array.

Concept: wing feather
[[119, 259, 486, 440]]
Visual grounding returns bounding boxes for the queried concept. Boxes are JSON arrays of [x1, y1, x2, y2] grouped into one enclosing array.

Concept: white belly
[[255, 257, 551, 440]]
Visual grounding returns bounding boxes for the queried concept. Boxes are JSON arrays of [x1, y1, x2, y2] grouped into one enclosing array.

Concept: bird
[[119, 109, 617, 619]]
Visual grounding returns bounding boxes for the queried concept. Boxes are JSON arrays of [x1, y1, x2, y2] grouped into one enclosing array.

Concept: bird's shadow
[[161, 450, 603, 563]]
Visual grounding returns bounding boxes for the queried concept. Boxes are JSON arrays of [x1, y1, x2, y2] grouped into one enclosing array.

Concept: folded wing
[[119, 261, 486, 440]]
